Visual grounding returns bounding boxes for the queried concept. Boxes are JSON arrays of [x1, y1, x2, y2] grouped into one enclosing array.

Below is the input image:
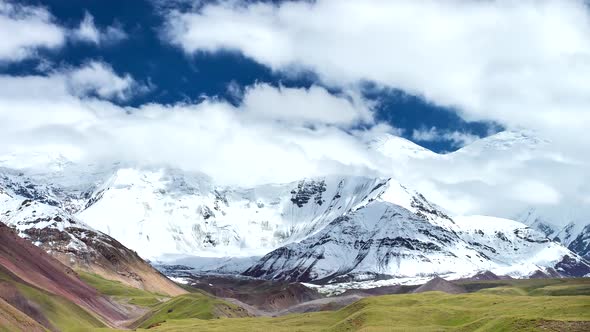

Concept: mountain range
[[0, 130, 588, 291]]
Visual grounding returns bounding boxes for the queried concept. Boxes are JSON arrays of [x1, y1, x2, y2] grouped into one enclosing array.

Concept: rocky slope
[[517, 207, 590, 260], [0, 222, 129, 329], [243, 182, 590, 283], [0, 178, 186, 297]]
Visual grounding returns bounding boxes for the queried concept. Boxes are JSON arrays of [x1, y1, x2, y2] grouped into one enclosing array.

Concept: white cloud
[[442, 131, 481, 148], [71, 11, 127, 45], [0, 3, 127, 63], [411, 128, 438, 142], [0, 61, 586, 223], [161, 0, 590, 221], [412, 127, 479, 148], [241, 83, 372, 126], [0, 61, 144, 103], [63, 61, 142, 100], [0, 64, 387, 186], [0, 0, 65, 62], [510, 180, 561, 205], [373, 130, 590, 223], [163, 0, 590, 154]]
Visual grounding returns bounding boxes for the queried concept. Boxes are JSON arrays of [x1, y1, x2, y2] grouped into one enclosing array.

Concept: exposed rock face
[[518, 209, 590, 260], [568, 225, 590, 260], [290, 180, 327, 207], [553, 255, 590, 277], [412, 277, 466, 294], [243, 207, 590, 284], [529, 269, 563, 279], [243, 202, 484, 283]]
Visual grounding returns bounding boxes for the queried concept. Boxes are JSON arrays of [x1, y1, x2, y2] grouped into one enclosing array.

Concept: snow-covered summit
[[243, 198, 589, 283], [78, 168, 392, 259], [450, 130, 549, 156], [367, 130, 590, 261], [369, 133, 437, 160]]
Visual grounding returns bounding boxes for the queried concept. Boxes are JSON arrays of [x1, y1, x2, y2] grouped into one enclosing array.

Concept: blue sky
[[5, 0, 498, 153], [1, 0, 589, 214]]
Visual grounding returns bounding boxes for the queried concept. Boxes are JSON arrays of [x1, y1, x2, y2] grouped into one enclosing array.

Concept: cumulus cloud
[[412, 127, 479, 148], [0, 2, 127, 63], [161, 0, 590, 220], [162, 0, 590, 153], [63, 61, 144, 100], [374, 130, 590, 222], [71, 11, 127, 45], [0, 64, 387, 186], [0, 0, 65, 62], [241, 83, 373, 126], [0, 61, 145, 104], [0, 61, 586, 222]]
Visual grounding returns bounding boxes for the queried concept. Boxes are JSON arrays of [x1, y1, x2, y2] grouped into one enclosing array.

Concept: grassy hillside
[[3, 257, 587, 332], [0, 270, 106, 331], [16, 282, 106, 331], [135, 291, 250, 329], [78, 271, 167, 308], [76, 272, 250, 329], [127, 278, 590, 332], [458, 277, 590, 297], [137, 292, 590, 331], [0, 298, 46, 332]]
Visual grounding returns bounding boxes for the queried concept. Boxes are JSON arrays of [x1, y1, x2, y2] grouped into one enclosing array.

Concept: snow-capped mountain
[[517, 207, 590, 260], [370, 130, 590, 261], [369, 134, 438, 161], [0, 162, 393, 260], [448, 131, 590, 260], [1, 130, 589, 288], [0, 172, 186, 296], [448, 130, 549, 156], [243, 182, 589, 283], [78, 168, 389, 259], [244, 201, 485, 283], [453, 215, 589, 277]]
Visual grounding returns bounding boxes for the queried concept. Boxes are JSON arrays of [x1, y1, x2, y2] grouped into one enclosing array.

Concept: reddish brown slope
[[25, 224, 187, 297], [0, 222, 127, 327]]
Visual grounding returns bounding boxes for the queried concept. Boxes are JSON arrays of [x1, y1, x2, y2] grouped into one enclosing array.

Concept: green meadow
[[107, 277, 590, 332], [6, 271, 590, 332]]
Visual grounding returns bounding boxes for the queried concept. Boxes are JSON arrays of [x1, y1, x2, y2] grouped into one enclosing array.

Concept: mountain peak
[[369, 133, 437, 160], [451, 130, 548, 156]]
